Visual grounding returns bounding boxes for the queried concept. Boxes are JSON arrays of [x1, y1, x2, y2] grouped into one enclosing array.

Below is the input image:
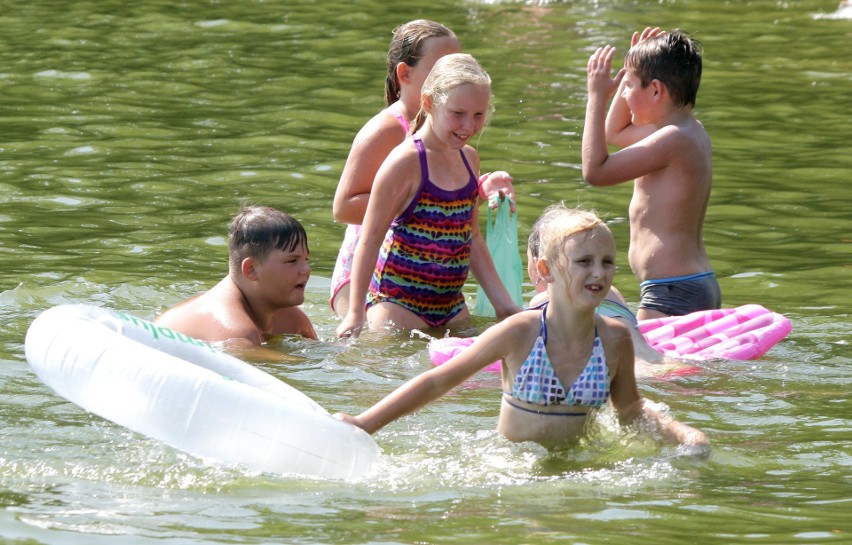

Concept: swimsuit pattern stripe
[[511, 302, 611, 407], [367, 135, 478, 328]]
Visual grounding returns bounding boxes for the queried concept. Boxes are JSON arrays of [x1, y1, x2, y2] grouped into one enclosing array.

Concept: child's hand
[[675, 427, 711, 457], [587, 45, 624, 99], [478, 171, 516, 213], [336, 312, 364, 338], [681, 427, 710, 447], [631, 27, 665, 48], [670, 420, 710, 454], [332, 412, 361, 428]]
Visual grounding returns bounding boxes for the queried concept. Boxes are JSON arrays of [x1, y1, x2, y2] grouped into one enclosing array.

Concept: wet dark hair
[[624, 29, 702, 108], [229, 205, 308, 270], [384, 19, 455, 106]]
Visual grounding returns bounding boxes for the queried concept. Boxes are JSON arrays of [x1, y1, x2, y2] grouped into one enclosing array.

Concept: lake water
[[1, 0, 850, 543]]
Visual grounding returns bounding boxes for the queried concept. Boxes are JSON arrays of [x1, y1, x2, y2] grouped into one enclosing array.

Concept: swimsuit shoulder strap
[[413, 135, 428, 180], [393, 136, 428, 226], [389, 109, 410, 133], [458, 147, 477, 187]]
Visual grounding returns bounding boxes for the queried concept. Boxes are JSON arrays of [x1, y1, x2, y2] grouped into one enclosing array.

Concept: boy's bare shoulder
[[653, 116, 708, 147], [639, 117, 711, 179], [155, 280, 261, 344], [270, 306, 317, 339], [676, 113, 710, 145]]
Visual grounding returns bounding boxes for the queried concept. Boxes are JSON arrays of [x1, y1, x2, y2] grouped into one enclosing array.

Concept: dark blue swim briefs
[[639, 271, 722, 316]]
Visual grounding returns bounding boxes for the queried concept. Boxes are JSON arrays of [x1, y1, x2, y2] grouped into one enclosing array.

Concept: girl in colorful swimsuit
[[336, 53, 521, 337], [331, 19, 515, 317], [335, 204, 709, 450]]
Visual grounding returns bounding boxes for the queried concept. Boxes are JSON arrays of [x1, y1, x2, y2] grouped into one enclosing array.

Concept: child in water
[[154, 206, 316, 347], [583, 27, 720, 320], [336, 53, 521, 337], [526, 211, 675, 366], [331, 19, 515, 317], [335, 204, 709, 450]]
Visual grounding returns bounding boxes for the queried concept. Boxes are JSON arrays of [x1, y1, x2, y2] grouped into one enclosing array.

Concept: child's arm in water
[[335, 320, 514, 433], [606, 318, 710, 449]]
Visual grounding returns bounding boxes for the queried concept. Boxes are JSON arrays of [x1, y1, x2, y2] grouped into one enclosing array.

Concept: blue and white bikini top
[[506, 302, 611, 408]]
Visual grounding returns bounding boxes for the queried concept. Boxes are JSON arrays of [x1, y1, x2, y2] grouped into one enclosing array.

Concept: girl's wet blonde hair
[[536, 203, 609, 270], [411, 53, 492, 133]]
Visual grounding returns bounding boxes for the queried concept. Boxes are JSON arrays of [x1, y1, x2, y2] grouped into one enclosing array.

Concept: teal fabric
[[474, 199, 523, 317]]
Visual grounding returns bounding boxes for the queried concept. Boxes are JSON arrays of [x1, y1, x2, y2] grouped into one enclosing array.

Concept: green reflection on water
[[1, 0, 850, 544]]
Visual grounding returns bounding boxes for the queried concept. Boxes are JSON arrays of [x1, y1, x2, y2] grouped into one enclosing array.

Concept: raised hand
[[631, 26, 665, 48], [587, 45, 624, 99]]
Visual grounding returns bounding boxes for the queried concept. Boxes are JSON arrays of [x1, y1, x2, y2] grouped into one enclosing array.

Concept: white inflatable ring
[[24, 304, 379, 481]]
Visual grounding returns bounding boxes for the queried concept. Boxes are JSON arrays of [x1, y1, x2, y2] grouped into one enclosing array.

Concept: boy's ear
[[650, 79, 666, 99], [536, 257, 555, 284], [240, 257, 259, 281]]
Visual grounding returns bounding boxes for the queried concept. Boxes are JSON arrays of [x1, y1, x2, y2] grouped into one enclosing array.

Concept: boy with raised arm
[[582, 28, 720, 320], [155, 205, 317, 350]]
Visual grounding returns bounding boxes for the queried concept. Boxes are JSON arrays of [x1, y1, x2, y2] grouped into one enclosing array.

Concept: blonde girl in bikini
[[336, 204, 709, 450], [526, 212, 676, 366]]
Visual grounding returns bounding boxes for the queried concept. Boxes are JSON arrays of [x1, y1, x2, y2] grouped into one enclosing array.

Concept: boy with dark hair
[[155, 205, 317, 347], [582, 28, 720, 320]]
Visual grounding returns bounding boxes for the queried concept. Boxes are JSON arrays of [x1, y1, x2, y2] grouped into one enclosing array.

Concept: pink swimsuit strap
[[388, 109, 410, 133]]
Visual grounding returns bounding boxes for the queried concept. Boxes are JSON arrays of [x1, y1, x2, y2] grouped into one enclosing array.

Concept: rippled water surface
[[1, 1, 850, 544]]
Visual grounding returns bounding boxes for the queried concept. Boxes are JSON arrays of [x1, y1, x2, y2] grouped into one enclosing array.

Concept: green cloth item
[[474, 199, 523, 317]]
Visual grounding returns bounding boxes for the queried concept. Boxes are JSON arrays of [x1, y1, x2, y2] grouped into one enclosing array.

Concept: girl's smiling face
[[429, 83, 490, 149]]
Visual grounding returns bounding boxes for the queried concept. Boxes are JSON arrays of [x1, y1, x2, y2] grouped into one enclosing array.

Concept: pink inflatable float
[[428, 336, 503, 372], [428, 304, 791, 371], [637, 304, 791, 360]]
